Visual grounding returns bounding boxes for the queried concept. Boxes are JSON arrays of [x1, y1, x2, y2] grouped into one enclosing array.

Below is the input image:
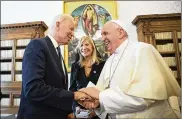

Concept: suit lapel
[[45, 36, 68, 89], [45, 36, 63, 73]]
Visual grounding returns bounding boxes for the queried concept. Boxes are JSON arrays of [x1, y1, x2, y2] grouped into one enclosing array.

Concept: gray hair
[[48, 14, 73, 35]]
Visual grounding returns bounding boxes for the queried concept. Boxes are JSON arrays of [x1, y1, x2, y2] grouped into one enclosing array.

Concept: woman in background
[[69, 36, 105, 119]]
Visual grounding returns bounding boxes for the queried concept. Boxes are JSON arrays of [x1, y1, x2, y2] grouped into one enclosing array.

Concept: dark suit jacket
[[17, 36, 74, 119], [69, 60, 105, 119]]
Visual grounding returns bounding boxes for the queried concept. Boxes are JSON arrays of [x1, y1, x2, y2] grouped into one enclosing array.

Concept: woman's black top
[[69, 60, 105, 91]]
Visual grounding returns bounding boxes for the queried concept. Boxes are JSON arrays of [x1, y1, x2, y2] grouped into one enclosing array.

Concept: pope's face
[[101, 22, 120, 54]]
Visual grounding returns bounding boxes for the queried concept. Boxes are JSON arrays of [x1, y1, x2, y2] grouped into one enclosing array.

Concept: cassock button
[[93, 71, 96, 73]]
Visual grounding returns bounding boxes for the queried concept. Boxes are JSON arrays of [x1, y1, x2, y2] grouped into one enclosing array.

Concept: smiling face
[[56, 16, 75, 45], [80, 39, 93, 58], [101, 22, 125, 54]]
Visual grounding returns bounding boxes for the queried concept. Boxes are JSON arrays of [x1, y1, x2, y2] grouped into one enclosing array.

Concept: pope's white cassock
[[94, 39, 180, 118]]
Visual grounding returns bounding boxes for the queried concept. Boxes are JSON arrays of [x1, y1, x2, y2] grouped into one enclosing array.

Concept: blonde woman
[[69, 36, 105, 119]]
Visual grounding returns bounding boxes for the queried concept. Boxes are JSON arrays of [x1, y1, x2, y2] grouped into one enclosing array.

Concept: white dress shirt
[[47, 34, 66, 75]]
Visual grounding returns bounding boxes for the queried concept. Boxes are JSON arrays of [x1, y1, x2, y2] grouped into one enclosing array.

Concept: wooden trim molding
[[1, 21, 48, 30], [132, 13, 181, 25]]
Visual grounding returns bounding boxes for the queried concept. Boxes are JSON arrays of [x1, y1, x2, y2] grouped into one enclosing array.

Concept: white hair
[[48, 14, 73, 36]]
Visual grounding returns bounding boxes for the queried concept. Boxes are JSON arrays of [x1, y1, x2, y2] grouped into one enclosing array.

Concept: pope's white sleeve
[[98, 87, 154, 114], [94, 101, 107, 119]]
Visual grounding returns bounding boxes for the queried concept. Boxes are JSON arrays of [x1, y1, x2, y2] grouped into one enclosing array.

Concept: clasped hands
[[74, 87, 100, 110]]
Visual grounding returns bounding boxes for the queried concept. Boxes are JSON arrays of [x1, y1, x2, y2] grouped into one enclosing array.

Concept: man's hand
[[79, 87, 100, 99], [74, 91, 92, 101]]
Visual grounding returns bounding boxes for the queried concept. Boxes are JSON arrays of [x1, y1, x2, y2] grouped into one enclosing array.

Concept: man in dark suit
[[17, 14, 90, 119]]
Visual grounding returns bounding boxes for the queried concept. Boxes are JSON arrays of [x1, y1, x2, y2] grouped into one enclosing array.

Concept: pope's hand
[[79, 87, 100, 100], [74, 91, 92, 101]]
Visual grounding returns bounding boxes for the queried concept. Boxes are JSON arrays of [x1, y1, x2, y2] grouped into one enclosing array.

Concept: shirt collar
[[114, 39, 129, 54], [48, 34, 59, 49]]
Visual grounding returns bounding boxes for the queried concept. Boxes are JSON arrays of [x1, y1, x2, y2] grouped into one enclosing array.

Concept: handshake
[[74, 87, 100, 110]]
